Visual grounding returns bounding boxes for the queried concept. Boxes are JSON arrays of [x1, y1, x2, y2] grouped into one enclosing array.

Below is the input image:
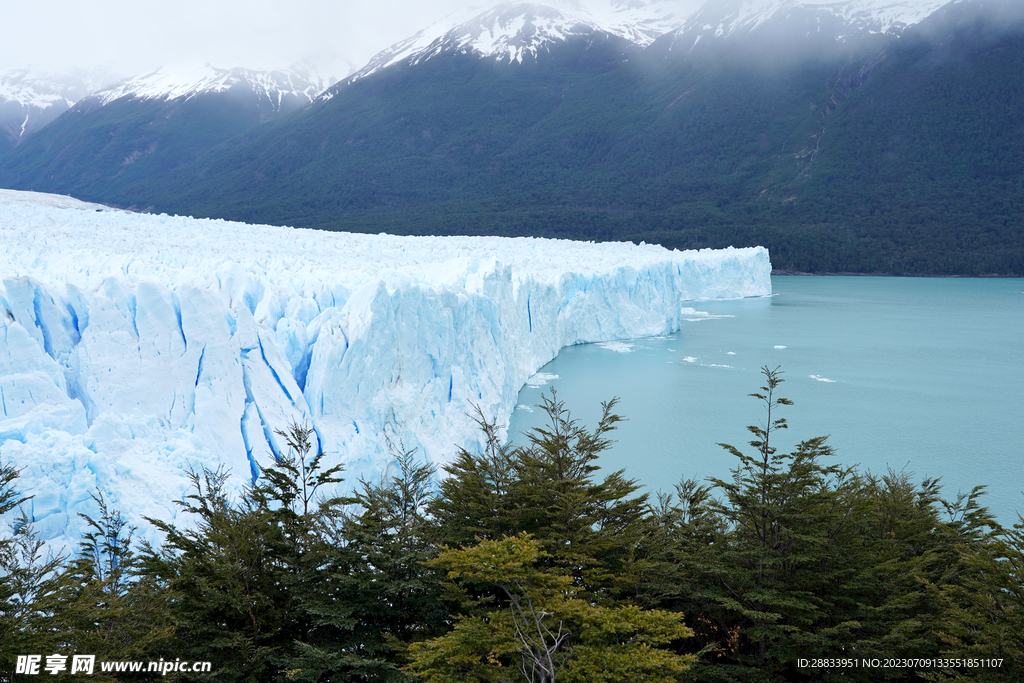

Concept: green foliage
[[431, 393, 649, 599], [1, 468, 173, 682], [4, 18, 1023, 274], [325, 441, 451, 681], [642, 367, 1013, 682], [920, 504, 1024, 681], [406, 534, 694, 683], [139, 421, 365, 682], [138, 421, 440, 683], [680, 367, 865, 679], [142, 465, 294, 681], [3, 372, 1022, 683], [0, 461, 64, 681], [0, 89, 301, 211], [42, 493, 174, 681], [260, 420, 347, 518], [429, 409, 520, 546], [418, 395, 689, 681]]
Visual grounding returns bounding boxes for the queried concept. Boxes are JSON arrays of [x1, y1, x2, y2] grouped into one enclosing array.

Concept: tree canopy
[[1, 372, 1021, 682]]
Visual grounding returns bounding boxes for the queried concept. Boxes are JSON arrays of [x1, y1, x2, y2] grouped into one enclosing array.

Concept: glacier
[[0, 189, 771, 549]]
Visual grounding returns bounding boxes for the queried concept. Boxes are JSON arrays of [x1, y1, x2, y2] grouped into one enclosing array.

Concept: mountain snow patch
[[0, 189, 770, 549]]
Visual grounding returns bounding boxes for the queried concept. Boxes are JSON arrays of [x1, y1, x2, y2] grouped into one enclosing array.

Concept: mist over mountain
[[0, 62, 346, 209], [0, 65, 122, 156], [1, 0, 1022, 274]]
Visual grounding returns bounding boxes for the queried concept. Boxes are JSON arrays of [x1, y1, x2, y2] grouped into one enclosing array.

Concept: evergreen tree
[[142, 465, 295, 681], [674, 367, 874, 681], [264, 422, 407, 683], [281, 439, 450, 682], [661, 367, 1009, 682], [141, 422, 346, 681], [430, 408, 520, 548], [921, 495, 1022, 681], [42, 493, 173, 681], [3, 376, 1017, 683], [0, 461, 63, 682], [405, 534, 695, 683], [431, 392, 649, 600], [317, 442, 451, 680]]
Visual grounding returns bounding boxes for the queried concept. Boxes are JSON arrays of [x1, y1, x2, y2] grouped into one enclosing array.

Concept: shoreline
[[771, 270, 1024, 278]]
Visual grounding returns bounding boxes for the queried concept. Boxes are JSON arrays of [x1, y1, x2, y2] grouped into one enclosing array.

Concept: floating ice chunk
[[525, 372, 559, 388], [597, 341, 634, 353], [680, 307, 735, 321]]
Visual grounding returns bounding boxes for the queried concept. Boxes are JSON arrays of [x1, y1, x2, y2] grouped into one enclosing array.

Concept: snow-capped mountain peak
[[95, 63, 234, 104], [599, 0, 696, 43], [0, 65, 119, 110], [93, 62, 336, 110], [0, 65, 122, 150], [341, 0, 951, 87], [677, 0, 950, 45], [346, 0, 691, 84], [819, 0, 952, 34]]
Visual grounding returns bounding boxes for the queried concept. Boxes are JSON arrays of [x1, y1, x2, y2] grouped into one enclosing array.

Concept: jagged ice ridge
[[0, 190, 771, 550]]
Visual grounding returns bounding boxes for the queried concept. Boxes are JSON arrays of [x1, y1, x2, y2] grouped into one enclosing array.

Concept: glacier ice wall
[[0, 190, 771, 548]]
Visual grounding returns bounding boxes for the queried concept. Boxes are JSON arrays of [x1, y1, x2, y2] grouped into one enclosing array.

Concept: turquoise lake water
[[508, 276, 1024, 526]]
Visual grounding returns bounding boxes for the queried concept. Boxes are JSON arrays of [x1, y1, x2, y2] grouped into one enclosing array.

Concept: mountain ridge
[[1, 0, 1022, 275], [0, 65, 121, 155], [92, 63, 336, 109]]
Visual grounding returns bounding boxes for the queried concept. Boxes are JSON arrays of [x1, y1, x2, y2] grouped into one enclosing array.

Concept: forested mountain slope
[[0, 65, 335, 210], [2, 0, 1022, 274]]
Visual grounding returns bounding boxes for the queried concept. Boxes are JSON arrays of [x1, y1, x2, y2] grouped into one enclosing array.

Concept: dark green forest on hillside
[[0, 88, 297, 210], [1, 6, 1022, 274], [128, 27, 1024, 275], [3, 368, 1022, 682]]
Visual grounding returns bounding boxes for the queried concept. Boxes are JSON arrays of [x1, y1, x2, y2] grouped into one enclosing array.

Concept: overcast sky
[[1, 0, 514, 79], [1, 0, 709, 80], [1, 0, 950, 80]]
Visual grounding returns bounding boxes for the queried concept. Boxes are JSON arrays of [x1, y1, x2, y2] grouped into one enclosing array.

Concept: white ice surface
[[0, 189, 770, 550]]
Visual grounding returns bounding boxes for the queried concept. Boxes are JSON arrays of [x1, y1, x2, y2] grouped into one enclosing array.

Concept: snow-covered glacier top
[[0, 196, 759, 291], [0, 189, 770, 551], [0, 190, 110, 211]]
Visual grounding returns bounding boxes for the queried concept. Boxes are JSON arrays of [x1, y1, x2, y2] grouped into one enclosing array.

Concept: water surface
[[509, 277, 1024, 525]]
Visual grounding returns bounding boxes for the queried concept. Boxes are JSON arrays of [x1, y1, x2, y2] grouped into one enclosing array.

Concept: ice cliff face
[[0, 189, 770, 549]]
